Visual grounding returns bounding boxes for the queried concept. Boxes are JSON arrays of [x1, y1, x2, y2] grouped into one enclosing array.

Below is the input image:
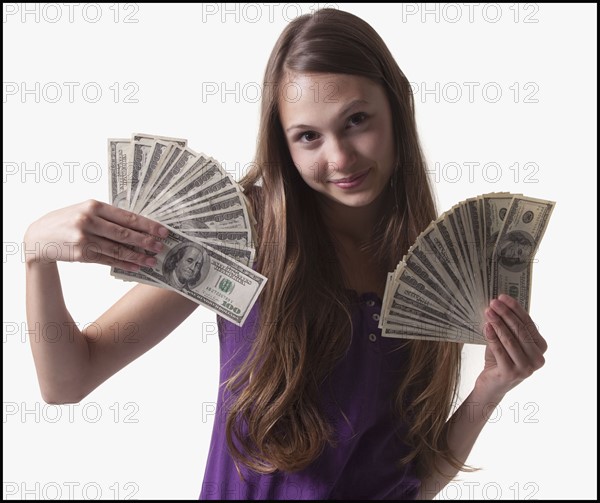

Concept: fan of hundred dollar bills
[[379, 193, 555, 345], [108, 133, 267, 326]]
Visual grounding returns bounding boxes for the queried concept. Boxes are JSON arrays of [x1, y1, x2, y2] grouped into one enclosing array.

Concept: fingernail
[[153, 241, 164, 252], [486, 308, 499, 321], [158, 227, 169, 237], [485, 324, 496, 339], [145, 257, 157, 267]]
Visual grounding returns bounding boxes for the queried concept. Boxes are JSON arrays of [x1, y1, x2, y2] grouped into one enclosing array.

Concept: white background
[[3, 3, 597, 500]]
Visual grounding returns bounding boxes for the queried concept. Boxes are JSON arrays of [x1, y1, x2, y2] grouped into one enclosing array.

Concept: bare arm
[[27, 261, 198, 403], [416, 387, 504, 500], [25, 199, 199, 404], [416, 295, 548, 499]]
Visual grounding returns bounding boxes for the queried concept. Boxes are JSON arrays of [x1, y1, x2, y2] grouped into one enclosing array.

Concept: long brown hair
[[224, 8, 478, 481]]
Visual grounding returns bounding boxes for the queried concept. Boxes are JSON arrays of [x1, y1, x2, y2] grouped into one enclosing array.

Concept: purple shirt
[[200, 291, 421, 500]]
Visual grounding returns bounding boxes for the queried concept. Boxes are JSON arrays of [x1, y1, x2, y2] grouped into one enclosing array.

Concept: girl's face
[[279, 73, 396, 209]]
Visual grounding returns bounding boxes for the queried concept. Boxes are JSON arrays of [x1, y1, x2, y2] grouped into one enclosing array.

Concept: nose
[[325, 136, 356, 178]]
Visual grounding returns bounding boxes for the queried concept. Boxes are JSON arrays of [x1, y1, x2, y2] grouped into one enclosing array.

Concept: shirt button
[[368, 333, 377, 342], [372, 313, 380, 321], [366, 300, 375, 307]]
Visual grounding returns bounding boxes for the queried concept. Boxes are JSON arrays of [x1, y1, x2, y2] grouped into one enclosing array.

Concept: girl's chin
[[320, 190, 385, 209]]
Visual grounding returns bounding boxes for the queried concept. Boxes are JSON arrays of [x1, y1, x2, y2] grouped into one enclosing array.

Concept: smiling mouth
[[329, 168, 371, 183]]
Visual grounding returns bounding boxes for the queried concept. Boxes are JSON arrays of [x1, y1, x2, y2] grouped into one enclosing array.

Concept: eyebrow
[[284, 99, 369, 133]]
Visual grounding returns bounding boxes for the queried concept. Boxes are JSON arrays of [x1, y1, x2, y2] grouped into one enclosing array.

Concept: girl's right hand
[[24, 199, 169, 271]]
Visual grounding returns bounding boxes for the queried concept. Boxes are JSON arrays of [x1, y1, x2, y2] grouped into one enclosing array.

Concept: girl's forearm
[[416, 386, 506, 500]]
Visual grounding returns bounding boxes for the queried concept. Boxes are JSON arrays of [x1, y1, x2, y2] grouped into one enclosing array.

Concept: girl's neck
[[317, 194, 388, 298], [317, 192, 385, 246]]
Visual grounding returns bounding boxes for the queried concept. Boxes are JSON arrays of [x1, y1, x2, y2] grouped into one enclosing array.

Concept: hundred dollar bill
[[153, 186, 239, 220], [443, 206, 477, 305], [434, 211, 478, 310], [386, 295, 482, 340], [127, 140, 154, 209], [108, 139, 133, 210], [163, 207, 250, 231], [402, 252, 472, 321], [379, 192, 555, 344], [134, 224, 266, 326], [137, 145, 185, 214], [383, 318, 483, 345], [132, 133, 187, 147], [110, 267, 162, 287], [482, 193, 516, 303], [380, 271, 395, 321], [108, 139, 158, 285], [159, 192, 243, 224], [491, 195, 555, 311], [464, 196, 487, 312], [108, 133, 262, 297], [141, 149, 210, 215], [131, 132, 188, 212], [201, 242, 255, 267], [151, 169, 238, 218], [131, 140, 172, 212], [415, 227, 475, 315], [386, 261, 480, 333], [184, 230, 252, 248]]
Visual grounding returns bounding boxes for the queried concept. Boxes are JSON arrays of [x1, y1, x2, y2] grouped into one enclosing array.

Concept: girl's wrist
[[23, 222, 55, 266], [472, 379, 507, 405]]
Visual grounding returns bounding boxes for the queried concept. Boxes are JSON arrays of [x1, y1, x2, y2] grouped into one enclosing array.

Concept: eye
[[297, 131, 320, 143], [348, 112, 367, 127]]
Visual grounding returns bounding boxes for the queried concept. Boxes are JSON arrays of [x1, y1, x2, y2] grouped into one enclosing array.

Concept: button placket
[[360, 294, 382, 346]]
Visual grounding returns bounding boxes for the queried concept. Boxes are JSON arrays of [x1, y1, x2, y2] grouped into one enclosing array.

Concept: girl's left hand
[[475, 294, 548, 399]]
